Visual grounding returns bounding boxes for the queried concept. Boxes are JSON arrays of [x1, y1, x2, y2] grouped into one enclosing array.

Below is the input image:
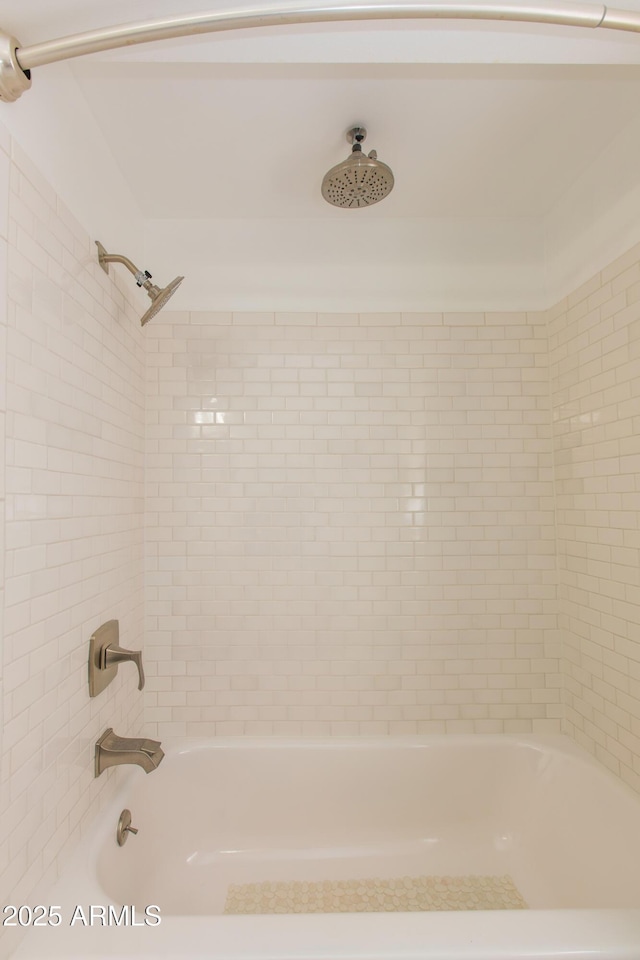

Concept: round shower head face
[[322, 128, 394, 209], [322, 152, 394, 208], [140, 275, 184, 326]]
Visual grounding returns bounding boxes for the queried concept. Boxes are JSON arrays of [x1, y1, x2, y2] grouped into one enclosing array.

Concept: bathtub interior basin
[[94, 735, 640, 915], [11, 735, 640, 960]]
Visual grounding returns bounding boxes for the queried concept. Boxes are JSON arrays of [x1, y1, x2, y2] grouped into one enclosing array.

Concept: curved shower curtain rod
[[1, 0, 640, 102]]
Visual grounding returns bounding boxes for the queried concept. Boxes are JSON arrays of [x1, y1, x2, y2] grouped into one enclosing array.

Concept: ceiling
[[71, 61, 640, 220], [5, 1, 640, 310]]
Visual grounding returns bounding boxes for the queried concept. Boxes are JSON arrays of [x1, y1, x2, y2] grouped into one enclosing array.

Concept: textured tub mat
[[224, 874, 528, 914]]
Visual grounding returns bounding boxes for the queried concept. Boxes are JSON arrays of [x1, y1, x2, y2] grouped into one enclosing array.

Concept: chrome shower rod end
[[0, 31, 31, 102]]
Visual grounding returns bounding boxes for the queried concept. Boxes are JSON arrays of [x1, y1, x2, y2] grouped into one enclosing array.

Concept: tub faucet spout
[[95, 728, 164, 777]]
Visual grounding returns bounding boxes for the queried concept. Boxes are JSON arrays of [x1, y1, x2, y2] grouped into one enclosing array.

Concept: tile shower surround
[[0, 124, 146, 921], [550, 247, 640, 795], [144, 310, 562, 737], [2, 115, 640, 936]]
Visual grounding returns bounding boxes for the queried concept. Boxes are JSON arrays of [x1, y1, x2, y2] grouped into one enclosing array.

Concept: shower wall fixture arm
[[95, 242, 151, 286], [96, 249, 141, 277], [3, 0, 640, 102]]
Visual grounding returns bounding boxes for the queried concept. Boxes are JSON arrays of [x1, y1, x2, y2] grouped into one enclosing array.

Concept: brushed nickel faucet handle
[[101, 642, 145, 690]]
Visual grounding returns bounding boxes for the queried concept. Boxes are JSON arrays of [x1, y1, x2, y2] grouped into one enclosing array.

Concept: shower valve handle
[[101, 642, 145, 691]]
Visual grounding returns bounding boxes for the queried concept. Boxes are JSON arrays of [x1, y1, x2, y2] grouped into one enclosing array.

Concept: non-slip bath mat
[[224, 874, 528, 914]]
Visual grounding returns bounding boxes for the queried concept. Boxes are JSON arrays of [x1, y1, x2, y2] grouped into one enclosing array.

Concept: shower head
[[96, 241, 184, 326], [139, 275, 184, 327], [321, 127, 394, 209]]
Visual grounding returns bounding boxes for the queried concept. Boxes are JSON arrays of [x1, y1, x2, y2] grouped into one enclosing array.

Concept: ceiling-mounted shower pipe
[[2, 0, 640, 102]]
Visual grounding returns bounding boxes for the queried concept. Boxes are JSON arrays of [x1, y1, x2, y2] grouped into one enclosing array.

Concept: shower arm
[[2, 0, 640, 102], [96, 242, 151, 287]]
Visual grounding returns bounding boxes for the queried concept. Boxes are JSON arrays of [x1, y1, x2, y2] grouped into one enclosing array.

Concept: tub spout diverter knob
[[117, 809, 139, 846]]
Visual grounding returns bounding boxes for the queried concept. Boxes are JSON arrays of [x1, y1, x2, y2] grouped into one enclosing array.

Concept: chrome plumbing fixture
[[117, 809, 139, 846], [88, 620, 145, 696], [321, 126, 394, 208], [2, 3, 640, 103], [95, 728, 164, 777], [95, 241, 183, 326], [0, 32, 31, 101]]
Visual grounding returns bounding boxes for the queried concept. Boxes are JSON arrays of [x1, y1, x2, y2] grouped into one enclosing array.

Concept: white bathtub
[[11, 735, 640, 959]]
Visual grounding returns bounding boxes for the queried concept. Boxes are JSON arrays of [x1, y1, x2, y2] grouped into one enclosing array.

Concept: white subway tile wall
[[550, 242, 640, 794], [145, 310, 562, 738], [0, 123, 8, 936], [0, 123, 146, 921], [3, 120, 640, 931]]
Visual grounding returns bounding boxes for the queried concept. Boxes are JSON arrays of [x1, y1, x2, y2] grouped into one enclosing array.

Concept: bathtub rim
[[147, 731, 640, 808]]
